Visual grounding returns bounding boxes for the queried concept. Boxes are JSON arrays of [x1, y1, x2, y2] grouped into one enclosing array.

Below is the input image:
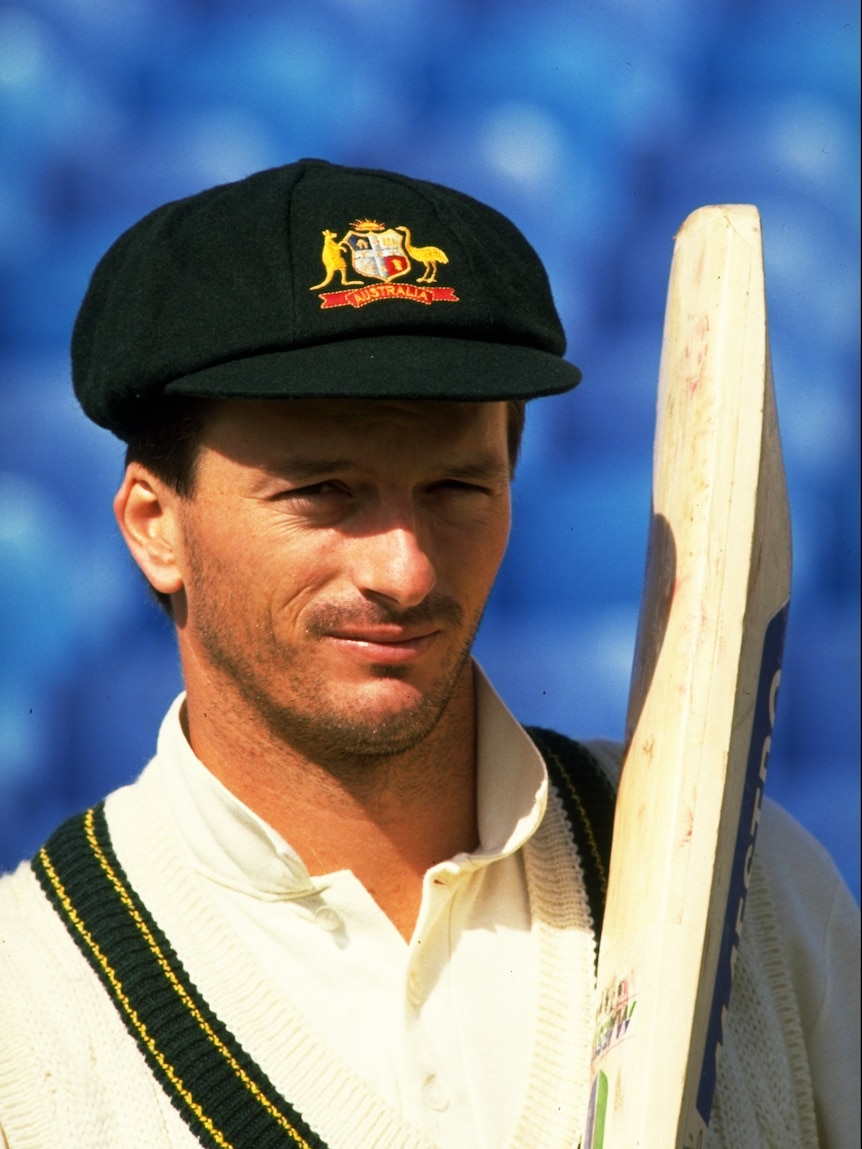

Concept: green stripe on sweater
[[33, 803, 327, 1149]]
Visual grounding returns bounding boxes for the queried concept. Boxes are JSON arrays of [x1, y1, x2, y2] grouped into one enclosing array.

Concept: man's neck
[[180, 667, 479, 941]]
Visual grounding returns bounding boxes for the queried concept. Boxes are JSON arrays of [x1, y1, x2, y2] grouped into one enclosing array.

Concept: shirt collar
[[155, 661, 548, 899]]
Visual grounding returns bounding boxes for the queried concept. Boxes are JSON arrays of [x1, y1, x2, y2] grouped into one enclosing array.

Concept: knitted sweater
[[0, 734, 858, 1148]]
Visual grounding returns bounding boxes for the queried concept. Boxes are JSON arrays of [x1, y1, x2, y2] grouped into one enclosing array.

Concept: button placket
[[406, 967, 424, 1008], [421, 1072, 450, 1112]]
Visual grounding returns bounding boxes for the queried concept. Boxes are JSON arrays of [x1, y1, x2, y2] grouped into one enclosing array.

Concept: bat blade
[[584, 205, 792, 1148]]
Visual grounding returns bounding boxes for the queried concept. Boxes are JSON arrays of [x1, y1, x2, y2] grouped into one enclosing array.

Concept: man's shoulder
[[524, 726, 623, 787], [757, 795, 860, 931], [0, 855, 48, 922], [0, 854, 75, 994], [525, 733, 854, 935], [527, 730, 851, 912], [0, 774, 154, 969], [523, 727, 622, 937]]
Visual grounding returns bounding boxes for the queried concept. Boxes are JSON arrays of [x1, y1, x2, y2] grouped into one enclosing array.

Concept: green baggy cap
[[72, 159, 582, 440]]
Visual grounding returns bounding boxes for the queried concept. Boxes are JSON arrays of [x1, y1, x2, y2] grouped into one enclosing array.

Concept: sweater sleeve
[[756, 799, 861, 1149]]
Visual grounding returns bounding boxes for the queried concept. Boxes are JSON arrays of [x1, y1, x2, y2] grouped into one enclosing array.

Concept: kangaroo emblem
[[310, 217, 459, 309], [310, 230, 363, 290]]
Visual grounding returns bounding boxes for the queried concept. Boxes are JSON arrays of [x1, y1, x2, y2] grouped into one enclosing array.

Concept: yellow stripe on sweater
[[38, 841, 235, 1149], [40, 809, 314, 1149], [541, 744, 608, 898]]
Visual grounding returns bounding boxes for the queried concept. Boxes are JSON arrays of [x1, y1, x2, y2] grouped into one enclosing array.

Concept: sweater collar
[[155, 661, 547, 899]]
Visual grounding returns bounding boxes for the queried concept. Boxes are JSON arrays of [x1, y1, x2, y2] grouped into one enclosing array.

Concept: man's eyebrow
[[256, 457, 357, 481], [430, 458, 512, 483], [252, 455, 511, 483]]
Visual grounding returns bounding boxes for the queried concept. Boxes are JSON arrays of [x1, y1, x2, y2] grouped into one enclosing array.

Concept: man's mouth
[[322, 627, 440, 663], [305, 594, 463, 666]]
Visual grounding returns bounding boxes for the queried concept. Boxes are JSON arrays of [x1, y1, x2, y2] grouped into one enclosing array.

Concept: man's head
[[76, 159, 581, 758], [115, 397, 514, 762]]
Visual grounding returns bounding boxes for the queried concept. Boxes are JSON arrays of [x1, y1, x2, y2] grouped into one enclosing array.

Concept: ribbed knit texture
[[710, 848, 821, 1149], [528, 728, 616, 943], [509, 784, 597, 1145]]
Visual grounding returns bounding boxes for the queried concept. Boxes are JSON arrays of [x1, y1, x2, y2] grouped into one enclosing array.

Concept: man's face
[[173, 398, 512, 761]]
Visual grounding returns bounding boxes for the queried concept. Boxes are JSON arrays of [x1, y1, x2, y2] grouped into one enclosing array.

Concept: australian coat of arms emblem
[[310, 219, 459, 309]]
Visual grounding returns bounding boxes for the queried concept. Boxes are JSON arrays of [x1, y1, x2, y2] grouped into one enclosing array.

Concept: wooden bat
[[583, 205, 792, 1148]]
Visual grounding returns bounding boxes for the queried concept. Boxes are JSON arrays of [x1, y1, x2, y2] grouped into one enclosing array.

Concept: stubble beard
[[255, 630, 480, 774], [186, 561, 483, 776]]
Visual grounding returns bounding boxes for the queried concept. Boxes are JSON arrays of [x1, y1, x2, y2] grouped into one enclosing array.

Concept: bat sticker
[[692, 601, 790, 1123]]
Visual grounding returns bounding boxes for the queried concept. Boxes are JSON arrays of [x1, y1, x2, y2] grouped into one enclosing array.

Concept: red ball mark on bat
[[685, 315, 711, 395]]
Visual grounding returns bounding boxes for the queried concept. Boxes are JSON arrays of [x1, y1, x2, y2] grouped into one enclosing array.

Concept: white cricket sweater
[[0, 678, 858, 1147]]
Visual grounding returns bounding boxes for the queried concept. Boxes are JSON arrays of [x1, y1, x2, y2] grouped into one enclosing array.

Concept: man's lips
[[305, 596, 462, 666], [322, 627, 440, 663]]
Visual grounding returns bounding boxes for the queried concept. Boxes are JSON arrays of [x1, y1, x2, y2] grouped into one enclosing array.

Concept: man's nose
[[349, 511, 437, 610]]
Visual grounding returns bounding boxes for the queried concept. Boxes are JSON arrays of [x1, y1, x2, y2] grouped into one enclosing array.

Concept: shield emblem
[[343, 228, 411, 282]]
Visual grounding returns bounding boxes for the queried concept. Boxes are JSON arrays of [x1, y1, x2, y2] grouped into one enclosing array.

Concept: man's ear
[[113, 465, 185, 597]]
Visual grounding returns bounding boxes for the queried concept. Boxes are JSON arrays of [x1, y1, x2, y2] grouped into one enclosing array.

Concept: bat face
[[584, 206, 791, 1148]]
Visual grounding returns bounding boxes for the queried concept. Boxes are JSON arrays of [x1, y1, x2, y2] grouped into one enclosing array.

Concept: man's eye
[[431, 480, 489, 495], [295, 482, 334, 495], [279, 481, 347, 500]]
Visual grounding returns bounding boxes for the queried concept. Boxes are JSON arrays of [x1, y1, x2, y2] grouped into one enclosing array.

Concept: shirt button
[[313, 906, 342, 931], [407, 970, 423, 1005], [422, 1074, 449, 1112]]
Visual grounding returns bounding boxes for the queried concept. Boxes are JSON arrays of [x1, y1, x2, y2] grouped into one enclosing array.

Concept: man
[[0, 160, 857, 1148]]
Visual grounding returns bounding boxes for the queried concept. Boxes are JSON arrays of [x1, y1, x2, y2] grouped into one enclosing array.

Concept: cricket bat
[[583, 205, 792, 1148]]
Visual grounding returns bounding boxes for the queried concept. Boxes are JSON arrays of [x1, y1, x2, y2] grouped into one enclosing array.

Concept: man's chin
[[272, 704, 445, 761], [256, 672, 466, 763], [316, 660, 443, 707]]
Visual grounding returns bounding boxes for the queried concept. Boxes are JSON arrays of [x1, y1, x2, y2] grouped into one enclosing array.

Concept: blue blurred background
[[0, 0, 858, 899]]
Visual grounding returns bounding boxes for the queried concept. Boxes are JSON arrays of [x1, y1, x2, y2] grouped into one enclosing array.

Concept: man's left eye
[[295, 482, 335, 495], [431, 480, 488, 495], [294, 480, 343, 494], [276, 481, 347, 502]]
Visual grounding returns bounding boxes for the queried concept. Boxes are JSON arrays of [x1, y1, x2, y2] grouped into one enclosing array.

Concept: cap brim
[[163, 334, 582, 404]]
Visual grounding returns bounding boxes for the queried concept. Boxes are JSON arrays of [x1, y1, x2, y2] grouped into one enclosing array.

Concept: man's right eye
[[274, 481, 352, 505]]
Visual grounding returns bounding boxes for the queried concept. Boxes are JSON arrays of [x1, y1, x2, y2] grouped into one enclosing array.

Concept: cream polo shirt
[[145, 664, 549, 1149]]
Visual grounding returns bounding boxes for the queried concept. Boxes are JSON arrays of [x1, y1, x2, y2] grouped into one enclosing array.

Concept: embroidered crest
[[341, 220, 411, 283], [310, 218, 459, 309]]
